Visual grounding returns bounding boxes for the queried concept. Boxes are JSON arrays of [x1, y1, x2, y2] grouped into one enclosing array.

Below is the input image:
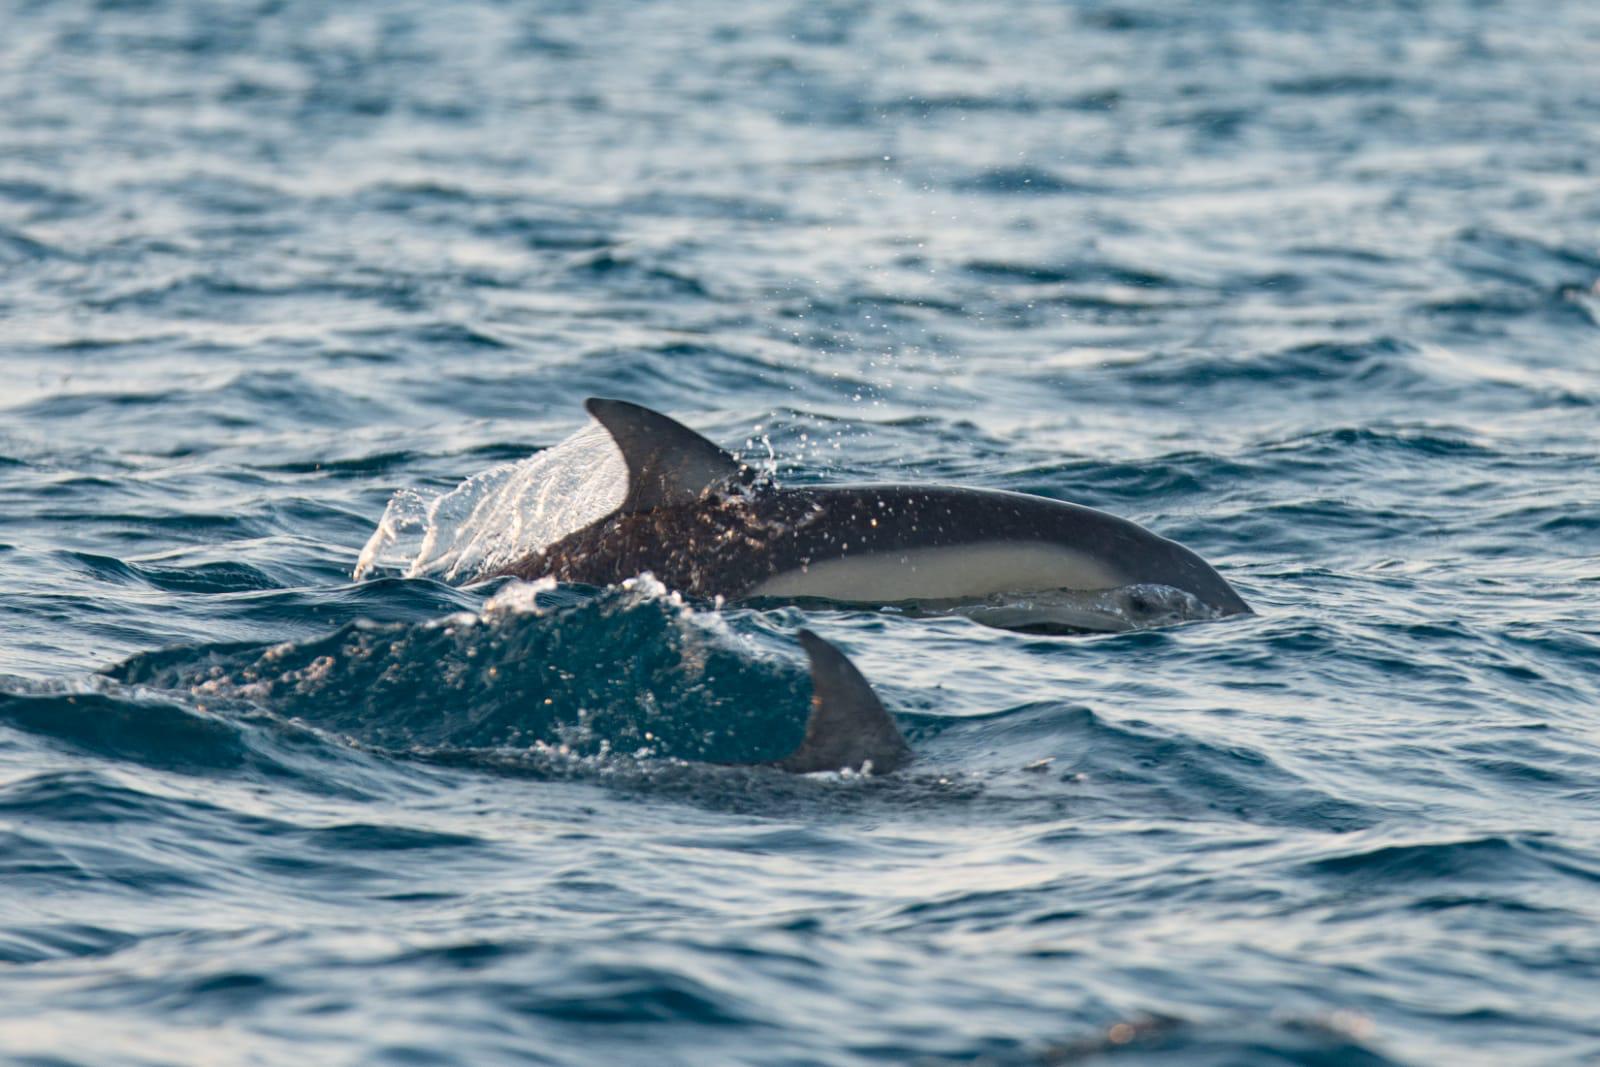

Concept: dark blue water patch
[[560, 249, 716, 301], [950, 165, 1112, 197], [613, 191, 795, 226], [1002, 340, 1594, 423], [1001, 454, 1256, 516], [138, 560, 285, 594], [1211, 500, 1431, 562], [405, 321, 523, 351], [963, 258, 1172, 290], [155, 970, 293, 1016], [1272, 73, 1403, 98], [1493, 626, 1600, 702], [0, 176, 87, 217], [0, 768, 425, 905], [1298, 834, 1592, 892], [292, 822, 482, 852], [1075, 6, 1190, 32], [0, 676, 408, 800], [533, 342, 845, 410], [1260, 425, 1503, 466], [1026, 1016, 1403, 1067], [770, 294, 963, 362], [7, 373, 397, 440], [334, 575, 487, 620], [0, 688, 250, 773], [0, 823, 207, 897], [485, 209, 616, 252], [242, 844, 439, 893], [0, 769, 243, 826], [1449, 227, 1600, 291], [1130, 337, 1422, 391], [883, 89, 1123, 118], [104, 586, 818, 764], [0, 226, 58, 264], [10, 390, 195, 421], [18, 477, 166, 518], [490, 963, 757, 1026], [51, 551, 284, 594], [987, 703, 1375, 832], [154, 578, 481, 642], [0, 923, 141, 966]]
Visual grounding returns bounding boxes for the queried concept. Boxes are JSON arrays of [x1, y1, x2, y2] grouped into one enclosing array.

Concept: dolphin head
[[1135, 533, 1251, 616]]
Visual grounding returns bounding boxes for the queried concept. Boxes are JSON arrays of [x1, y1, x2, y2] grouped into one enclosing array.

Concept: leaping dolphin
[[490, 398, 1250, 621]]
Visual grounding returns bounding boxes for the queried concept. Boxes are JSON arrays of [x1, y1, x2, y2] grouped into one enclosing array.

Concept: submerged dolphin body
[[492, 399, 1250, 622], [778, 629, 912, 774]]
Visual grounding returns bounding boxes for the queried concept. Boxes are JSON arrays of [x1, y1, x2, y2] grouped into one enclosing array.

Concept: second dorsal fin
[[779, 629, 913, 775], [585, 397, 746, 514]]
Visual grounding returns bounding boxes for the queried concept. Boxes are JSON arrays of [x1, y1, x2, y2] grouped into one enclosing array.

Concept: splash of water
[[354, 424, 627, 582]]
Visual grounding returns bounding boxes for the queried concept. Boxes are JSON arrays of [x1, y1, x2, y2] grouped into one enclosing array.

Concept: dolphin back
[[585, 397, 749, 513], [779, 630, 913, 775]]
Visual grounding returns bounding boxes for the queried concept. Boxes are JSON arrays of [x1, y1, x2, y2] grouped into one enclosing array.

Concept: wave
[[103, 580, 817, 766]]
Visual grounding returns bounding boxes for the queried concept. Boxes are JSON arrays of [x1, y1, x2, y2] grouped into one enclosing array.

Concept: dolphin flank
[[491, 398, 1250, 620]]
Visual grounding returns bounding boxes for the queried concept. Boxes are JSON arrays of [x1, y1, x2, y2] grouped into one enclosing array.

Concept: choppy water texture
[[3, 1, 1599, 1063]]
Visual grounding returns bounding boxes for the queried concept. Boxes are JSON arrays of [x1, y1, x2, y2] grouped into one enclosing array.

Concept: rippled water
[[4, 1, 1599, 1063]]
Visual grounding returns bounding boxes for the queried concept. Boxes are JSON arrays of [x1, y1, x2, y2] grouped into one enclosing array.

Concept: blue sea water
[[3, 0, 1600, 1063]]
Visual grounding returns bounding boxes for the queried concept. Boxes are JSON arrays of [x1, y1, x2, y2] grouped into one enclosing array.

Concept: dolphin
[[490, 398, 1250, 622], [777, 628, 911, 774]]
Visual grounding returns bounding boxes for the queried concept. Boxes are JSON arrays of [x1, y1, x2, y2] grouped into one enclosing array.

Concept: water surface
[[3, 1, 1599, 1063]]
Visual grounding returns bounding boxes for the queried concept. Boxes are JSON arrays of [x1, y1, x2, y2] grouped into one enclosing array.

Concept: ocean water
[[3, 0, 1599, 1063]]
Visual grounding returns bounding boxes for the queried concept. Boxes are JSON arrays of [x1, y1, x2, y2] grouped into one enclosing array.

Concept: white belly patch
[[747, 542, 1124, 602]]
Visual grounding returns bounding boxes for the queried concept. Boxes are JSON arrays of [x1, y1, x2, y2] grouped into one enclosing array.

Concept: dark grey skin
[[779, 629, 911, 774], [490, 399, 1250, 619]]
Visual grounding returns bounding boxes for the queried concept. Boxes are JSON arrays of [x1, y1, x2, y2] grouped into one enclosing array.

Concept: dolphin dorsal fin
[[780, 630, 913, 775], [585, 397, 746, 514]]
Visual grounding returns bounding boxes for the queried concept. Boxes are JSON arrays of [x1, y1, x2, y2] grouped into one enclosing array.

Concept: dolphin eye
[[1128, 594, 1151, 613]]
